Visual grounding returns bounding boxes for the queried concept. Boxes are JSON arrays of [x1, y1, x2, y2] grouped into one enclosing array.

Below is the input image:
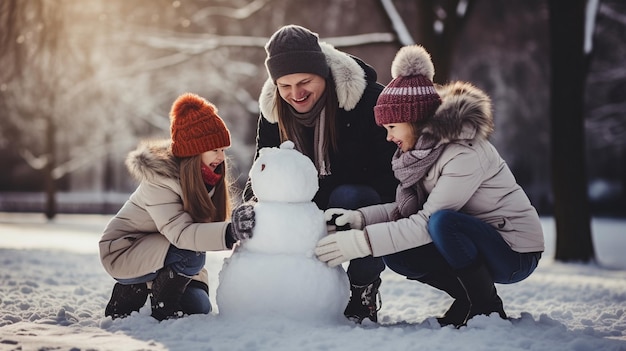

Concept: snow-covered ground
[[0, 212, 625, 351]]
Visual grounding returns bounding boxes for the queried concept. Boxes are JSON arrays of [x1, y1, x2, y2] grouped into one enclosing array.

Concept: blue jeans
[[327, 184, 386, 286], [384, 210, 540, 284], [116, 245, 211, 314]]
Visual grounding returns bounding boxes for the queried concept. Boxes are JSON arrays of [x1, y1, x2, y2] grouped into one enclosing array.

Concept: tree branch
[[191, 0, 269, 21]]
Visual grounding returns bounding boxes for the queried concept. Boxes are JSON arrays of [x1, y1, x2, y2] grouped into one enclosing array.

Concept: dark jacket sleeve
[[351, 58, 398, 203], [255, 114, 282, 152], [352, 81, 398, 204]]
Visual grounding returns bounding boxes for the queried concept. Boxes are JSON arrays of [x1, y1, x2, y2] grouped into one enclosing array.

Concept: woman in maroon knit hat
[[316, 45, 544, 328], [99, 93, 255, 321]]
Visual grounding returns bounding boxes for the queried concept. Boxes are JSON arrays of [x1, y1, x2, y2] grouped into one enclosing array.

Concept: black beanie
[[264, 25, 330, 82]]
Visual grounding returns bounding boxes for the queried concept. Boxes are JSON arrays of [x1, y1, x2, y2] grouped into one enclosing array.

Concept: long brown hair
[[178, 155, 232, 223], [276, 76, 339, 153]]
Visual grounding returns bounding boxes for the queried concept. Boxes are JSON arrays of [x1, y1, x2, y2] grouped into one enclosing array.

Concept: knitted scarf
[[285, 90, 331, 176], [391, 133, 447, 219], [201, 163, 222, 186]]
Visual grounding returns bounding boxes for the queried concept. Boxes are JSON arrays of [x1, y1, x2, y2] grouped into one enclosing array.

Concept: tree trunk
[[548, 0, 594, 262], [408, 0, 474, 84], [44, 118, 57, 220]]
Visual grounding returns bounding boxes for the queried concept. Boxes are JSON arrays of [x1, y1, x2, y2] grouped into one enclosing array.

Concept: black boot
[[416, 273, 470, 327], [344, 278, 382, 323], [104, 282, 149, 319], [150, 266, 192, 321], [456, 263, 507, 327]]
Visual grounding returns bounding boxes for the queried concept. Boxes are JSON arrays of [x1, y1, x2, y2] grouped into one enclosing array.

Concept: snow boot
[[344, 277, 382, 323], [455, 263, 507, 327], [150, 266, 192, 321], [416, 272, 470, 327], [104, 282, 149, 319]]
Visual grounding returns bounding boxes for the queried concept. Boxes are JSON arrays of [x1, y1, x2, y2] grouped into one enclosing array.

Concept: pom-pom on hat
[[264, 25, 330, 82], [170, 93, 231, 158], [374, 45, 442, 126]]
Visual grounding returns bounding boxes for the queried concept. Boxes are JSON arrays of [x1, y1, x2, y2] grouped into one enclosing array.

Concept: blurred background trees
[[0, 0, 624, 224]]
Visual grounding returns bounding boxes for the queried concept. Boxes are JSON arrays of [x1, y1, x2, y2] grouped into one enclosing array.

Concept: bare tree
[[2, 0, 621, 220], [548, 0, 595, 262], [1, 1, 65, 218], [0, 0, 402, 215], [0, 1, 123, 218]]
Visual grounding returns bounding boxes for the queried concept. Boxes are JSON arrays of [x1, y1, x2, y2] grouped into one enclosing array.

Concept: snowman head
[[249, 141, 319, 202]]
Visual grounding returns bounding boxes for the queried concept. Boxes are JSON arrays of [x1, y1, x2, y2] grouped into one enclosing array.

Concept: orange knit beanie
[[169, 93, 231, 157]]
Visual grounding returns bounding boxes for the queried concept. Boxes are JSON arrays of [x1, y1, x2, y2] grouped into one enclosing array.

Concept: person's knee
[[382, 256, 406, 277], [428, 209, 456, 240], [428, 209, 456, 227], [383, 245, 443, 279], [181, 286, 212, 315], [170, 253, 206, 277]]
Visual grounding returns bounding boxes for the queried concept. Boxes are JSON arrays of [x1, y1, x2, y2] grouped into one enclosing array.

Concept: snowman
[[216, 141, 350, 324]]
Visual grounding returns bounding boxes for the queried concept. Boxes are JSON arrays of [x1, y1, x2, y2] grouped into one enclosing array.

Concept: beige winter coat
[[361, 82, 544, 257], [99, 140, 230, 286]]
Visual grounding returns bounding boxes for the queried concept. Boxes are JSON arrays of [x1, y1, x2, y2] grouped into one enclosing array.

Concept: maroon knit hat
[[170, 93, 231, 158], [374, 45, 442, 126]]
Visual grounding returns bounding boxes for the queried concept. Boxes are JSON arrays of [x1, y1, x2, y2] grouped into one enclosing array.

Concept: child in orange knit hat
[[99, 93, 254, 321]]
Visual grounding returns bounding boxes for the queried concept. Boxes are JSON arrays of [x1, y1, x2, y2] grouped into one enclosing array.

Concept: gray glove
[[229, 202, 255, 241]]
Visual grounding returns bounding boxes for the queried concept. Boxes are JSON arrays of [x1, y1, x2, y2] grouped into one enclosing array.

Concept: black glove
[[326, 213, 351, 232], [229, 202, 255, 241]]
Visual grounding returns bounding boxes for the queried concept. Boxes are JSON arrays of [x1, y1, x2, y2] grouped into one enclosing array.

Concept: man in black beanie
[[243, 24, 398, 324]]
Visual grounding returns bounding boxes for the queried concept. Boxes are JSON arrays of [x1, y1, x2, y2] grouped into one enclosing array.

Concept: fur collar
[[426, 81, 495, 142], [259, 42, 368, 123], [125, 139, 179, 182]]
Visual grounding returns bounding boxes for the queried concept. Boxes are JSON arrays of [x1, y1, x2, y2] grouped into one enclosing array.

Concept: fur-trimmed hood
[[425, 81, 495, 142], [125, 139, 179, 182], [259, 42, 371, 123]]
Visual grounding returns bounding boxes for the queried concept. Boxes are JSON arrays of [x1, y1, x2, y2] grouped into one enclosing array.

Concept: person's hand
[[314, 229, 372, 267], [230, 202, 255, 241], [324, 208, 364, 230]]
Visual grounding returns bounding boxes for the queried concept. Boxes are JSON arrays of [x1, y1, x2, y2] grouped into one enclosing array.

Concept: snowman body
[[216, 141, 349, 323]]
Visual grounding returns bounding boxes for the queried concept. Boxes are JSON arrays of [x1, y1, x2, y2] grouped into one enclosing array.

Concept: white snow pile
[[217, 141, 349, 324]]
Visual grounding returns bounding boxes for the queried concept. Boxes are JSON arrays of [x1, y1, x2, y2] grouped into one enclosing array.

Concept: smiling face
[[276, 73, 326, 113], [201, 147, 228, 171], [383, 122, 418, 152]]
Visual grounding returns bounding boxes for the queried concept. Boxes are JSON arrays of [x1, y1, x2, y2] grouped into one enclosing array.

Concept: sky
[[0, 212, 625, 351]]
